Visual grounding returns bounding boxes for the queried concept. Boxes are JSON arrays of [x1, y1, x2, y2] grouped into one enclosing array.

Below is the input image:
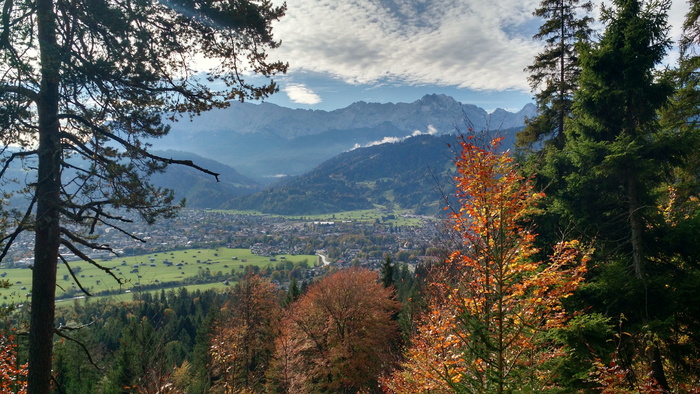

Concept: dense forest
[[3, 0, 700, 392]]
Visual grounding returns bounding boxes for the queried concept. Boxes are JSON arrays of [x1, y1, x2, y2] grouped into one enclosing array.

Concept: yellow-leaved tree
[[383, 137, 590, 393]]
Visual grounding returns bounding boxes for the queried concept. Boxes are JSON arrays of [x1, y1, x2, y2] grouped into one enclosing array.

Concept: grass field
[[1, 248, 317, 305], [217, 208, 427, 226]]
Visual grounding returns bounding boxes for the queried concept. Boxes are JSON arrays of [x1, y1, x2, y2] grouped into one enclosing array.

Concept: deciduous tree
[[210, 275, 282, 392], [0, 331, 28, 394], [270, 268, 400, 393], [383, 137, 589, 393], [0, 1, 286, 392]]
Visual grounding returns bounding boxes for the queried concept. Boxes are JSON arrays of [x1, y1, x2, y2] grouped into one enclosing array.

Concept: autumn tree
[[270, 268, 400, 393], [0, 331, 28, 394], [383, 137, 589, 393], [210, 275, 282, 392], [0, 1, 286, 392], [519, 0, 593, 148], [1, 281, 27, 393]]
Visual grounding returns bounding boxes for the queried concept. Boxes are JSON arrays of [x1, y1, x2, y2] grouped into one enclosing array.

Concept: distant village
[[3, 209, 449, 273]]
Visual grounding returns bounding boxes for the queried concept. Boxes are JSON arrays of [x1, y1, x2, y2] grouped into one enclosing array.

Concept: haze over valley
[[156, 94, 534, 183]]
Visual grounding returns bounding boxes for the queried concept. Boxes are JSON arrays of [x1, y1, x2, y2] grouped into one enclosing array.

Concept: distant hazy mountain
[[156, 94, 534, 182], [224, 129, 519, 215], [149, 151, 262, 208]]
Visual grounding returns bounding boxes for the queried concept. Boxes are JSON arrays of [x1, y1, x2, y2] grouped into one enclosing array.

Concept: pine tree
[[0, 2, 286, 391], [563, 0, 672, 280], [520, 0, 593, 149], [284, 277, 301, 306], [545, 0, 697, 389], [381, 254, 395, 288]]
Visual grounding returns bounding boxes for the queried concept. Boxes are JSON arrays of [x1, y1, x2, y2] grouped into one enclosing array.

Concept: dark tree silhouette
[[520, 0, 593, 148], [0, 1, 286, 392]]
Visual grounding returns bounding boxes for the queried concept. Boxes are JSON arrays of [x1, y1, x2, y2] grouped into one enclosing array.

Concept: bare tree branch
[[0, 82, 39, 102], [58, 254, 93, 297], [58, 132, 113, 167], [0, 192, 36, 262], [54, 323, 104, 371], [59, 238, 123, 284], [0, 149, 37, 180], [59, 113, 221, 181], [93, 217, 147, 243], [60, 226, 114, 253]]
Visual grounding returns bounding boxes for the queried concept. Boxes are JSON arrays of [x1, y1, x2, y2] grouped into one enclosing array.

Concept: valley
[[0, 207, 445, 306]]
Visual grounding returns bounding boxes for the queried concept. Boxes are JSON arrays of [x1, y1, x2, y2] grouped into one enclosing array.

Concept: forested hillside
[[227, 130, 520, 215], [149, 151, 263, 208]]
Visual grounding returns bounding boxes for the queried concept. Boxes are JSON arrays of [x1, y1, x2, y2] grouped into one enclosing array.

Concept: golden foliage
[[383, 137, 590, 393]]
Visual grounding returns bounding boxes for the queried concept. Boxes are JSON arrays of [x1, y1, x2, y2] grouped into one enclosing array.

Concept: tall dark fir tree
[[0, 1, 287, 392], [520, 0, 593, 149], [547, 0, 700, 389], [564, 0, 672, 280]]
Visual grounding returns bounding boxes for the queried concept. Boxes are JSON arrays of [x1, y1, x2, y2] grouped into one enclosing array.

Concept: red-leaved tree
[[210, 275, 282, 393], [270, 268, 400, 393], [1, 331, 28, 394]]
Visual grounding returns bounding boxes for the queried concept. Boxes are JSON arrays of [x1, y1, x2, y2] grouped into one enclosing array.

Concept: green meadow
[[0, 248, 317, 304], [217, 208, 427, 226]]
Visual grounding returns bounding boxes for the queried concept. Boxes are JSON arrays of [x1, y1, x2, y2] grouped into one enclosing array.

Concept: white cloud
[[270, 0, 542, 92], [284, 83, 322, 104], [352, 124, 439, 149], [412, 125, 438, 136], [353, 136, 402, 150], [268, 0, 689, 93]]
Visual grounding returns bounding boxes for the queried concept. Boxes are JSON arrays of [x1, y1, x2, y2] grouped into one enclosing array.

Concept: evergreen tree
[[380, 254, 395, 288], [0, 1, 286, 391], [661, 0, 700, 159], [520, 0, 593, 148], [563, 0, 672, 279], [542, 0, 700, 389], [284, 277, 301, 306]]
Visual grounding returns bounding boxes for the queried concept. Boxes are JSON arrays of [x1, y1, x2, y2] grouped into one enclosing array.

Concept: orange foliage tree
[[383, 137, 589, 393], [210, 275, 282, 393], [0, 331, 27, 394], [270, 268, 400, 393]]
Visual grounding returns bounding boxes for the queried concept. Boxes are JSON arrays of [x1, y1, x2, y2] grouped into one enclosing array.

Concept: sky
[[246, 0, 690, 112]]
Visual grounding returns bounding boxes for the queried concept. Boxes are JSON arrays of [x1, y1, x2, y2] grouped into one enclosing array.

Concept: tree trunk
[[628, 174, 671, 390], [28, 0, 61, 392], [558, 0, 566, 144], [627, 175, 644, 280]]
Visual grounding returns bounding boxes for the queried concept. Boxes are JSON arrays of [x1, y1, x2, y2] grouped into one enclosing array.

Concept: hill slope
[[225, 132, 513, 215], [150, 151, 262, 208]]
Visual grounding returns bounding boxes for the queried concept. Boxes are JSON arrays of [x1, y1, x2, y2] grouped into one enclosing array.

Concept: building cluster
[[3, 209, 448, 271]]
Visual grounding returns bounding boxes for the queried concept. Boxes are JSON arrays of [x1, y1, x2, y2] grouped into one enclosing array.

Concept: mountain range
[[3, 95, 533, 214], [155, 94, 535, 183]]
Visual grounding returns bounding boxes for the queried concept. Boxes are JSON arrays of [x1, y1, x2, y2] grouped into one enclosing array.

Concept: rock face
[[156, 94, 534, 182]]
